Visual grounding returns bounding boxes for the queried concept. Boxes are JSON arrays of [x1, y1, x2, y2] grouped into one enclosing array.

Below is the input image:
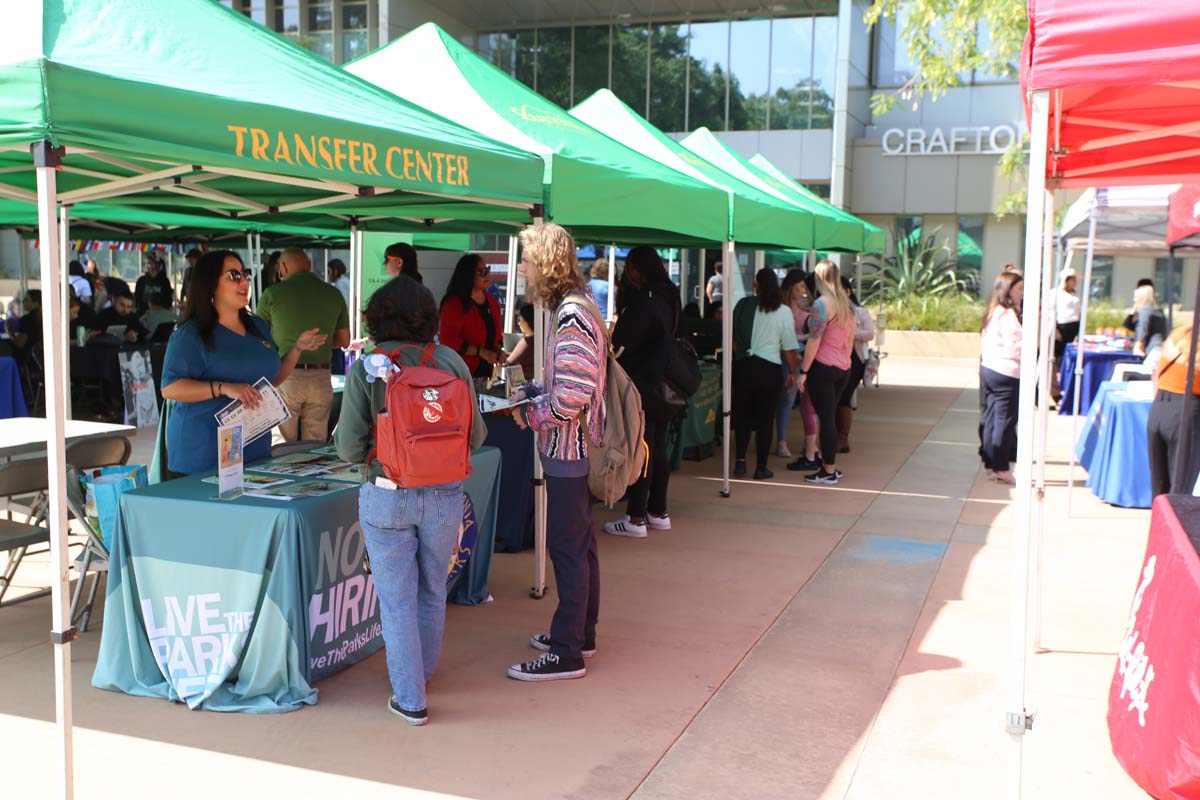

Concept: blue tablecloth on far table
[[1058, 343, 1141, 415], [93, 446, 501, 712], [0, 356, 27, 418], [1075, 383, 1152, 508]]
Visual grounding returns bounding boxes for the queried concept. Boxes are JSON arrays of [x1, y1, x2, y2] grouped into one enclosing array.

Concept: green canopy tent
[[1, 2, 545, 792], [748, 154, 886, 254], [569, 88, 831, 498], [347, 23, 796, 597]]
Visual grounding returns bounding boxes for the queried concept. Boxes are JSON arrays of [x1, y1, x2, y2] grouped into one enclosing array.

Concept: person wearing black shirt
[[93, 292, 149, 344], [134, 254, 172, 317], [603, 246, 683, 539]]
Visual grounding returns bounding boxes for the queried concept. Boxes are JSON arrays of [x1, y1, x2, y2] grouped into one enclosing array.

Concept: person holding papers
[[161, 251, 325, 477]]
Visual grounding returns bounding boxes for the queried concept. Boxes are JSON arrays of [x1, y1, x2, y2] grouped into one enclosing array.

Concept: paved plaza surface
[[0, 357, 1149, 799]]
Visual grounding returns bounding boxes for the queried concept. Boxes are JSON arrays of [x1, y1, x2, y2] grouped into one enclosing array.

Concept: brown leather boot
[[836, 406, 853, 453]]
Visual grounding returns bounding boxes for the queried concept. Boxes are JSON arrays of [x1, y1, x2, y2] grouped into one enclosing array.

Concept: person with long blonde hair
[[509, 223, 608, 682], [1130, 284, 1168, 358], [789, 260, 855, 484]]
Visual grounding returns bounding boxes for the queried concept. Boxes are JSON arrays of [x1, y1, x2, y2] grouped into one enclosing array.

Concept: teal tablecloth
[[1075, 385, 1153, 508], [93, 446, 501, 712]]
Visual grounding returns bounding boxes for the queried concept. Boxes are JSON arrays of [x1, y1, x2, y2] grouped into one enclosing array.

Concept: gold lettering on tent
[[224, 125, 471, 187], [273, 132, 294, 164], [294, 134, 318, 168], [250, 129, 270, 160]]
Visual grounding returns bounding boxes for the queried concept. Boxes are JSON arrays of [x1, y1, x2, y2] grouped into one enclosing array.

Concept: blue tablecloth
[[1058, 343, 1141, 415], [482, 413, 534, 553], [0, 356, 27, 418], [94, 446, 501, 712], [1075, 384, 1152, 508]]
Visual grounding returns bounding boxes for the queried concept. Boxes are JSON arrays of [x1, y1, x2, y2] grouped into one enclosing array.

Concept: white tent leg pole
[[1067, 206, 1098, 517], [721, 240, 736, 498], [607, 245, 616, 322], [503, 235, 518, 333], [1032, 202, 1058, 652], [348, 222, 359, 341], [19, 236, 29, 312], [1007, 88, 1050, 799], [58, 205, 71, 420], [35, 148, 74, 800], [532, 216, 547, 599], [680, 249, 691, 306]]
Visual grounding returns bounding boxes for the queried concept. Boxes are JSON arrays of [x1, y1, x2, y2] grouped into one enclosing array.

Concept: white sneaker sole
[[603, 525, 647, 538], [507, 665, 587, 682], [530, 635, 596, 658]]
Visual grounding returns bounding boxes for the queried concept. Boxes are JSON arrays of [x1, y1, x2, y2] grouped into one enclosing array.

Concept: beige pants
[[274, 369, 333, 444]]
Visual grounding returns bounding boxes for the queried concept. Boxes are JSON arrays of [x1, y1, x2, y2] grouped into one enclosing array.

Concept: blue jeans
[[359, 480, 463, 711]]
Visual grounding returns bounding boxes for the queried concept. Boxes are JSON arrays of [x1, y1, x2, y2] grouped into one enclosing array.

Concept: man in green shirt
[[257, 247, 351, 442]]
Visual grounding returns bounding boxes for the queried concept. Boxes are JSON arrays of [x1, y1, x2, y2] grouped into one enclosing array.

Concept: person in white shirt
[[706, 261, 723, 313], [329, 258, 350, 306], [980, 271, 1024, 484], [1053, 268, 1081, 402]]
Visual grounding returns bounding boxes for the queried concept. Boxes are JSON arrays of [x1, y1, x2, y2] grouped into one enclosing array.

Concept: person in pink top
[[792, 261, 856, 485], [979, 271, 1024, 484]]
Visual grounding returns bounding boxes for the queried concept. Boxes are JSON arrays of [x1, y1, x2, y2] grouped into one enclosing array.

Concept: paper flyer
[[213, 377, 292, 444], [479, 393, 531, 414], [242, 478, 352, 501], [216, 423, 244, 499]]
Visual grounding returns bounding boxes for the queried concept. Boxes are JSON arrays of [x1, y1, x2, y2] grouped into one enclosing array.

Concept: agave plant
[[863, 225, 971, 302]]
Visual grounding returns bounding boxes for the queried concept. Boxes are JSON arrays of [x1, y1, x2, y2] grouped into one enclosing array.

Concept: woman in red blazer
[[439, 253, 506, 378]]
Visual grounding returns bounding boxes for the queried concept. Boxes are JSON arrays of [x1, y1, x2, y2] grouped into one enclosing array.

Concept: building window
[[341, 2, 370, 63], [768, 17, 812, 130], [687, 20, 729, 132], [1088, 256, 1115, 302], [649, 23, 688, 132], [957, 216, 985, 295], [729, 18, 770, 131], [537, 27, 573, 107], [574, 26, 611, 109], [874, 9, 1009, 88], [802, 182, 831, 200], [611, 24, 650, 116], [1155, 258, 1184, 304]]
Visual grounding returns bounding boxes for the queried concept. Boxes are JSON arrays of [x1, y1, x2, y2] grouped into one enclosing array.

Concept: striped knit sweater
[[525, 295, 607, 465]]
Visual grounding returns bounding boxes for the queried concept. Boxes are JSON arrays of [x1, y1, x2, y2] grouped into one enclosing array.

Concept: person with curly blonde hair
[[509, 223, 608, 682]]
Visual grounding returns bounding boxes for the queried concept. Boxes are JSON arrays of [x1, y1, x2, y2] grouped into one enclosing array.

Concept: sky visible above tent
[[0, 0, 545, 235], [346, 23, 731, 246], [569, 89, 817, 251]]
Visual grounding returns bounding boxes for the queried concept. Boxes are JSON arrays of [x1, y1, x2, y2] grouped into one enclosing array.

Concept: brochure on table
[[213, 377, 292, 443], [216, 423, 243, 499]]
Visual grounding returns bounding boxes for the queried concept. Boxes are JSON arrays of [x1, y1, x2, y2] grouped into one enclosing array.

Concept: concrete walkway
[[0, 357, 1151, 799]]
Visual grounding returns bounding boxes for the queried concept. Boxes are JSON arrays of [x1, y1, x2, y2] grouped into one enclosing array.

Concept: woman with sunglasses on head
[[439, 253, 506, 380], [161, 250, 325, 477]]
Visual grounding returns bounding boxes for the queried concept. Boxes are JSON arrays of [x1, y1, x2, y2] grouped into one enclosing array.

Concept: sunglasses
[[222, 269, 253, 283], [477, 265, 491, 277]]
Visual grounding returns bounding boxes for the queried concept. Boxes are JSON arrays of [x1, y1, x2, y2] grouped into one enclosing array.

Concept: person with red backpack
[[334, 276, 486, 726], [509, 223, 608, 683]]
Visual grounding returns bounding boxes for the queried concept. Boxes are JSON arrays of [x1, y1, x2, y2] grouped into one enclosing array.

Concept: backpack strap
[[563, 292, 610, 350], [385, 343, 439, 369]]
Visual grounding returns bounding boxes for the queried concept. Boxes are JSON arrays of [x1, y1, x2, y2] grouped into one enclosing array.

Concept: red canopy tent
[[1168, 184, 1200, 247], [1022, 0, 1200, 188], [1015, 4, 1200, 798]]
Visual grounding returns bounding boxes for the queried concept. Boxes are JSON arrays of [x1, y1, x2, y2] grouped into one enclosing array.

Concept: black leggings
[[734, 356, 784, 471], [838, 353, 866, 408], [980, 367, 1019, 471], [1147, 389, 1200, 497], [807, 360, 850, 467], [626, 414, 670, 518]]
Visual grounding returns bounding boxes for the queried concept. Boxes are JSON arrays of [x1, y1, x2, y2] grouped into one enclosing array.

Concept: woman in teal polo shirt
[[162, 250, 325, 476]]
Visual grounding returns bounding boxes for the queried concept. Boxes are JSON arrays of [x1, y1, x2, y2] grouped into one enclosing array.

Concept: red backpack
[[371, 344, 473, 487]]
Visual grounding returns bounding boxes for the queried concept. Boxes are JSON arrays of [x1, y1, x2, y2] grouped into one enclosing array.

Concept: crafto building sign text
[[881, 124, 1019, 157], [226, 126, 471, 187]]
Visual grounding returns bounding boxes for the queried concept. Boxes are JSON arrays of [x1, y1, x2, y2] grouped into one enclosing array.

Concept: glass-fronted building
[[196, 1, 1200, 306]]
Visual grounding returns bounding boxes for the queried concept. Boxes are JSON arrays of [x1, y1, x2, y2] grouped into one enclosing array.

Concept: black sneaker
[[753, 467, 774, 480], [530, 633, 596, 658], [804, 469, 843, 485], [387, 696, 429, 726], [786, 456, 822, 472], [507, 652, 586, 682], [733, 459, 747, 477]]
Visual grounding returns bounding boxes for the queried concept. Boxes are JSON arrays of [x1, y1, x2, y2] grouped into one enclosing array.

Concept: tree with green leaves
[[864, 0, 1029, 213]]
